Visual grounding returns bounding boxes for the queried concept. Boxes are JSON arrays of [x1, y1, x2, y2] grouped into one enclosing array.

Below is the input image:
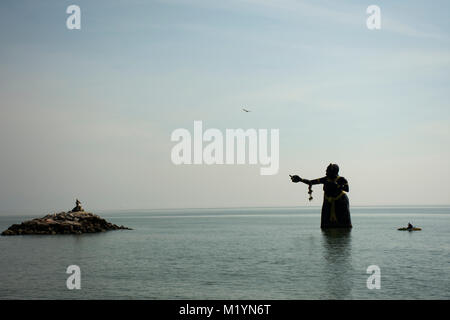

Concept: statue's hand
[[290, 175, 301, 183]]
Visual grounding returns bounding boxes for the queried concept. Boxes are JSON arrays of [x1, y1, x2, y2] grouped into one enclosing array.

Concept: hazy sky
[[0, 0, 449, 213]]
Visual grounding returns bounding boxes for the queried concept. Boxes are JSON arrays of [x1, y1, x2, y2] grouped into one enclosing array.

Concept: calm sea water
[[0, 206, 449, 300]]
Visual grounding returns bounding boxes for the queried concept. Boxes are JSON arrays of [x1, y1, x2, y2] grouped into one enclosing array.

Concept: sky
[[0, 0, 449, 213]]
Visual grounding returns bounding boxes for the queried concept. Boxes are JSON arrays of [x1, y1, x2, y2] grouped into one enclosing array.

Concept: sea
[[0, 206, 449, 300]]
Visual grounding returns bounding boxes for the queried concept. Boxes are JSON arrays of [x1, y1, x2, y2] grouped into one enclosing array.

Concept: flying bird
[[242, 108, 251, 112]]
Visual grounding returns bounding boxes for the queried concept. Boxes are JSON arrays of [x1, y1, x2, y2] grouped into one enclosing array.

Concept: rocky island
[[1, 200, 132, 236]]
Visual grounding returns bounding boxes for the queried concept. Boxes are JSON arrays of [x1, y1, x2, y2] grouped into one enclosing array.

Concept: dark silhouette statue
[[71, 199, 84, 213], [291, 164, 352, 228]]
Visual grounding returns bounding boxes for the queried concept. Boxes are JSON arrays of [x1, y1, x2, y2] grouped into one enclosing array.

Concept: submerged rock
[[1, 200, 132, 236]]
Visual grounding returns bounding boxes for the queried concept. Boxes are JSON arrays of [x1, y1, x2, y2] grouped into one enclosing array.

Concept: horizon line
[[1, 204, 450, 216]]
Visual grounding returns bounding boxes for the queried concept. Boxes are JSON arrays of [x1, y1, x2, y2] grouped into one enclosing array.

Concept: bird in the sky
[[242, 108, 251, 112]]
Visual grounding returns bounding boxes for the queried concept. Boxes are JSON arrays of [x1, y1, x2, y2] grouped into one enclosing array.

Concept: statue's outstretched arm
[[302, 177, 326, 185], [290, 176, 325, 185]]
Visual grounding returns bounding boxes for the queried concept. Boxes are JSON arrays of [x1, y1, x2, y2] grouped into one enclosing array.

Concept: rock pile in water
[[1, 200, 131, 236]]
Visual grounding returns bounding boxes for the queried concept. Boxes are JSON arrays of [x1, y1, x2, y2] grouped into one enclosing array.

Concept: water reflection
[[320, 229, 353, 299]]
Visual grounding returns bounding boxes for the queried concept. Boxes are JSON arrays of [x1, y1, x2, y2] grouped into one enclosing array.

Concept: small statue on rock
[[71, 199, 84, 213]]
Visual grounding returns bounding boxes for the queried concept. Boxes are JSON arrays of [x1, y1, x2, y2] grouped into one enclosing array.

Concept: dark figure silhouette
[[291, 164, 352, 229], [71, 199, 84, 213]]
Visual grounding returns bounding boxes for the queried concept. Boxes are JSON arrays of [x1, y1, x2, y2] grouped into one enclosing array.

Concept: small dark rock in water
[[1, 200, 132, 236]]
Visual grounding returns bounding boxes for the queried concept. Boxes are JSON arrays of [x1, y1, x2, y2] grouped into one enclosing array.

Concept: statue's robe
[[305, 176, 352, 228]]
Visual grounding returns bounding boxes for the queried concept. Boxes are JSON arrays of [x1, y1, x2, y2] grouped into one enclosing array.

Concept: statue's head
[[326, 163, 339, 178]]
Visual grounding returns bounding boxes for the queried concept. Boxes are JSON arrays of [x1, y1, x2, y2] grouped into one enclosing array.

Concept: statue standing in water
[[290, 164, 352, 228]]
